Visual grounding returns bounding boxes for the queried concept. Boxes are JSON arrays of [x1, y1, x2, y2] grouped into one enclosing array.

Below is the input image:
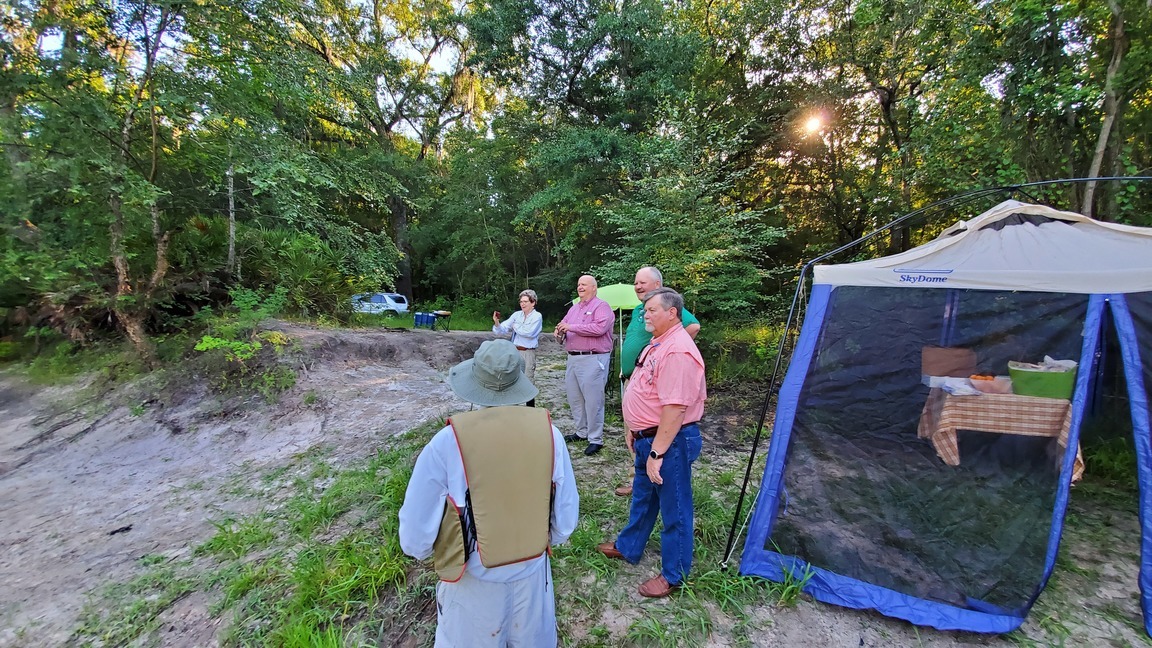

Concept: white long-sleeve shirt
[[398, 422, 579, 582], [492, 310, 543, 349]]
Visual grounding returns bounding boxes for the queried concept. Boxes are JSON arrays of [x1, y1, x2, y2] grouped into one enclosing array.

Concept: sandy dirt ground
[[0, 323, 1146, 647]]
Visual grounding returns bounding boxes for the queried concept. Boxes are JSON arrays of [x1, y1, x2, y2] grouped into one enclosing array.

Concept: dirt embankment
[[0, 324, 494, 646]]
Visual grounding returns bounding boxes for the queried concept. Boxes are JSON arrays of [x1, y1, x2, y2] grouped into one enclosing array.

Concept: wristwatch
[[649, 449, 665, 460]]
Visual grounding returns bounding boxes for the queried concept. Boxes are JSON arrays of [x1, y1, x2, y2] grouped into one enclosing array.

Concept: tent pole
[[618, 311, 624, 402], [720, 263, 812, 568]]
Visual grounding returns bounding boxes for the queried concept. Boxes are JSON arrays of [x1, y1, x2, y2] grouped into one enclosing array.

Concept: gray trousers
[[565, 353, 610, 444]]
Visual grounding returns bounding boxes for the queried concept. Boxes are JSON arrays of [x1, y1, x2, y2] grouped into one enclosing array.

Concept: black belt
[[567, 350, 602, 355], [631, 422, 699, 440]]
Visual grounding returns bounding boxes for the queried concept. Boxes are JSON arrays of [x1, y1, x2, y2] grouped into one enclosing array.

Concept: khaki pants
[[518, 348, 537, 383]]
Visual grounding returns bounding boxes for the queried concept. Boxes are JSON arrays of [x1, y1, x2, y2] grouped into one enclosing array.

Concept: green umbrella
[[596, 283, 641, 311], [569, 283, 639, 313]]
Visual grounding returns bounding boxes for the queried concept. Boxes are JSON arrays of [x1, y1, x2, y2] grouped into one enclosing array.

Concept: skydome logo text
[[894, 268, 952, 284], [898, 274, 949, 284]]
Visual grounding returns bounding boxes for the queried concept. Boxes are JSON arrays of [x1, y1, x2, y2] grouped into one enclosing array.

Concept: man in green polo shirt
[[616, 266, 700, 496]]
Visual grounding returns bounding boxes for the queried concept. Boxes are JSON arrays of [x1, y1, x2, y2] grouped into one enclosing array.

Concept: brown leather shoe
[[638, 575, 678, 598], [596, 541, 625, 560], [614, 485, 633, 497]]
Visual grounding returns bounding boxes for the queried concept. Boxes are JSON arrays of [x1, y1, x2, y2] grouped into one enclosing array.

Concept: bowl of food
[[969, 374, 1013, 394]]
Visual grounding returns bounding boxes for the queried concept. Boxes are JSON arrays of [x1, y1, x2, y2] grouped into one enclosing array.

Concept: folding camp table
[[917, 388, 1084, 481]]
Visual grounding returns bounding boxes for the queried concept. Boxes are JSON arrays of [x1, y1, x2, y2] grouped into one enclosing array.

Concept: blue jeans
[[614, 423, 703, 586]]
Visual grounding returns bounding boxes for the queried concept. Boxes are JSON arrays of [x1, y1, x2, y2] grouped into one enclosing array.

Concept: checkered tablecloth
[[917, 388, 1084, 481]]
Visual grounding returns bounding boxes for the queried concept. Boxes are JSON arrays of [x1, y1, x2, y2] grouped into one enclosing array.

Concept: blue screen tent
[[737, 200, 1152, 634]]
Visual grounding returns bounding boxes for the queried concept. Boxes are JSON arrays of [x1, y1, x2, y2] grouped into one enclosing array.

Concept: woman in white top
[[493, 289, 544, 382]]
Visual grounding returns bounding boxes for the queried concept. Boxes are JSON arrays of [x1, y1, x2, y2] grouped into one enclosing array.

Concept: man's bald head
[[577, 275, 598, 301]]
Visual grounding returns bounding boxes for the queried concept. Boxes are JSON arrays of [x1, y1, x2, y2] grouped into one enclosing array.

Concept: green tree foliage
[[3, 0, 1152, 359], [0, 0, 408, 355], [597, 106, 787, 318]]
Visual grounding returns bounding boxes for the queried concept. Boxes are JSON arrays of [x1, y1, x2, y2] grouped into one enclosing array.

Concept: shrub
[[193, 287, 296, 399]]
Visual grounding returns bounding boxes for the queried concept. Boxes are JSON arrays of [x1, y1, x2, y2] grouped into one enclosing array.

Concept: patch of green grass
[[287, 492, 345, 536], [0, 340, 20, 361], [625, 616, 678, 648], [73, 558, 199, 646], [196, 515, 277, 558], [215, 558, 281, 610], [771, 562, 814, 607], [257, 366, 297, 402], [1035, 608, 1072, 641], [349, 312, 412, 328], [138, 553, 168, 567], [1082, 436, 1140, 488], [271, 616, 347, 648], [22, 340, 143, 385], [199, 425, 434, 646], [262, 464, 291, 484], [687, 569, 765, 615], [624, 598, 713, 647]]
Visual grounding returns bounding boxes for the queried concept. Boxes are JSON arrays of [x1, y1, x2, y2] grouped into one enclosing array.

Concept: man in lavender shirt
[[554, 275, 615, 456]]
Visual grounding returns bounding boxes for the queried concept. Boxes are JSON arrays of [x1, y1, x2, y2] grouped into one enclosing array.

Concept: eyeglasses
[[637, 342, 661, 370]]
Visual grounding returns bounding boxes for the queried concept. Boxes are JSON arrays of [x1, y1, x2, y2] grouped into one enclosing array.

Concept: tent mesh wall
[[1129, 292, 1152, 457], [1079, 304, 1135, 455], [768, 286, 1086, 612]]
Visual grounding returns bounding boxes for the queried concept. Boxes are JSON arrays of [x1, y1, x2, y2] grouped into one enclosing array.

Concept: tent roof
[[814, 200, 1152, 294]]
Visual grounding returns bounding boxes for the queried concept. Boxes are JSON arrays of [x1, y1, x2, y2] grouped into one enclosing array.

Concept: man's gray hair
[[643, 286, 683, 318], [638, 266, 663, 285], [519, 289, 538, 303]]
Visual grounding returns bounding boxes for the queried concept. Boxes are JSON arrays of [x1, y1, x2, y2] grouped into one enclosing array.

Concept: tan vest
[[432, 407, 555, 582]]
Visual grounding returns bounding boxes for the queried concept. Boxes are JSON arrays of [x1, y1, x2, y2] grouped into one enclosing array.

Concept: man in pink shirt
[[596, 287, 706, 597], [554, 275, 615, 455]]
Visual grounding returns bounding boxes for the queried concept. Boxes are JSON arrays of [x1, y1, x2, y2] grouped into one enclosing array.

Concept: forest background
[[2, 0, 1151, 362]]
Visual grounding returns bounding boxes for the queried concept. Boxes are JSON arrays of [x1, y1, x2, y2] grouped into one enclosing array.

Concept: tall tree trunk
[[869, 86, 913, 253], [227, 156, 236, 275], [107, 5, 176, 366], [1082, 0, 1128, 219], [109, 187, 157, 363], [389, 196, 413, 299], [110, 92, 140, 355]]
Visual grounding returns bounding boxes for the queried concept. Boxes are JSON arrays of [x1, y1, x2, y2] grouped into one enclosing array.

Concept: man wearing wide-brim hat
[[399, 339, 579, 647]]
